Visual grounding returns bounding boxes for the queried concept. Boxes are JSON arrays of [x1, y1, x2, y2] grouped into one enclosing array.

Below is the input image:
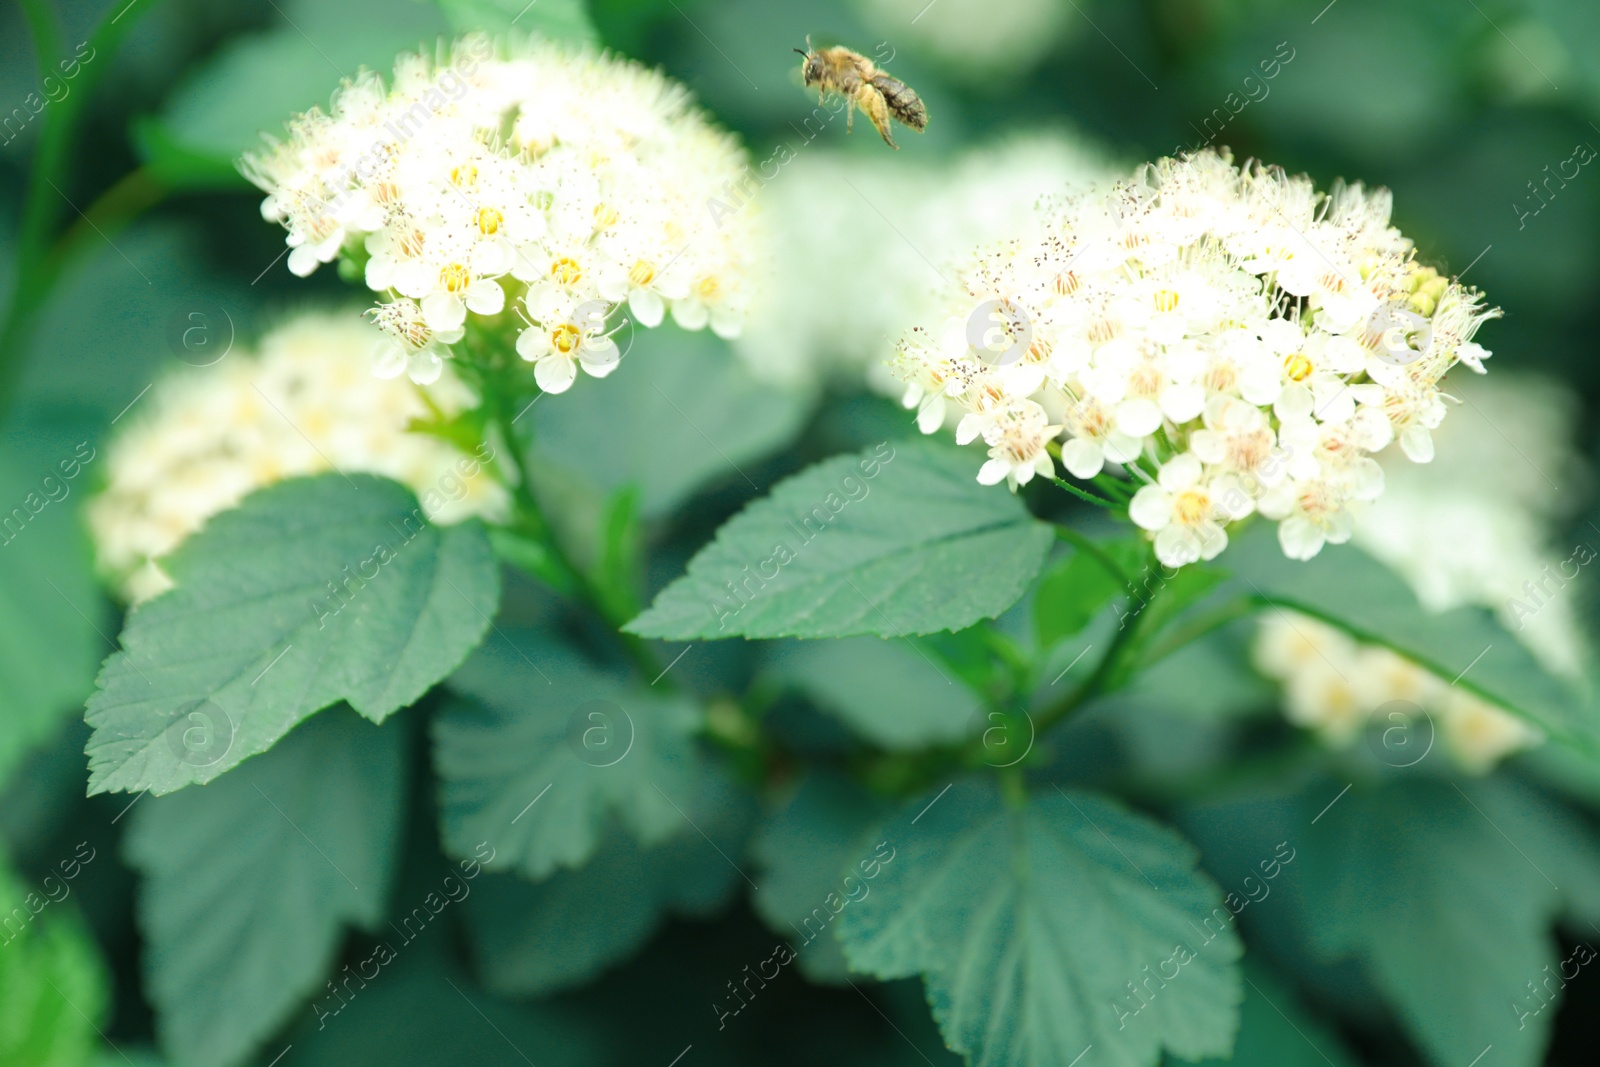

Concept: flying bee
[[793, 37, 927, 150]]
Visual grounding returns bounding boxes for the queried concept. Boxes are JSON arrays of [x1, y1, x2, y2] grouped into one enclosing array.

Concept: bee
[[793, 37, 927, 150]]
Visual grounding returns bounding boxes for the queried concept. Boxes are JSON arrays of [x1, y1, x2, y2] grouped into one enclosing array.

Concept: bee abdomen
[[869, 74, 928, 131]]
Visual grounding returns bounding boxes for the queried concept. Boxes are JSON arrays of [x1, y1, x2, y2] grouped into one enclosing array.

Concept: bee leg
[[856, 85, 897, 149]]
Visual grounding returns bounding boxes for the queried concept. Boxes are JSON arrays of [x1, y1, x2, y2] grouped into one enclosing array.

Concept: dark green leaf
[[1293, 775, 1600, 1067], [628, 439, 1054, 640], [1033, 538, 1144, 647], [1172, 961, 1360, 1067], [530, 323, 813, 519], [765, 637, 977, 748], [86, 474, 499, 795], [434, 627, 702, 880], [279, 915, 605, 1067], [750, 772, 893, 983], [838, 781, 1243, 1067], [0, 423, 103, 787], [125, 707, 407, 1067], [464, 767, 753, 996]]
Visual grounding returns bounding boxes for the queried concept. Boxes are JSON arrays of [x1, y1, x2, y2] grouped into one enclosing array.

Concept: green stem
[[1048, 476, 1115, 508], [1139, 596, 1261, 669], [487, 378, 664, 683], [19, 0, 63, 79]]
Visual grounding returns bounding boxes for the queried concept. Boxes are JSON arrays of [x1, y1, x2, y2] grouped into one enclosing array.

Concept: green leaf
[[750, 772, 894, 983], [434, 627, 702, 880], [530, 323, 813, 519], [85, 474, 499, 796], [124, 707, 407, 1067], [147, 0, 450, 170], [765, 637, 977, 748], [628, 440, 1054, 640], [1033, 546, 1130, 648], [1292, 775, 1600, 1067], [1222, 524, 1598, 752], [1172, 961, 1360, 1067], [593, 485, 642, 621], [0, 423, 103, 788], [436, 0, 598, 41], [838, 781, 1243, 1067], [277, 917, 605, 1067], [463, 767, 753, 996], [0, 853, 111, 1067]]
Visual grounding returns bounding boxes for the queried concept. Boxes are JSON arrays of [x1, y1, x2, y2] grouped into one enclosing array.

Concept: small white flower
[[1128, 453, 1252, 567], [516, 291, 621, 394], [975, 402, 1060, 491]]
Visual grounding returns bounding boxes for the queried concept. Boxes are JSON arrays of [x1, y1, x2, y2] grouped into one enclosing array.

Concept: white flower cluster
[[735, 131, 1114, 389], [242, 34, 756, 392], [1253, 613, 1542, 773], [891, 149, 1499, 568], [1250, 373, 1588, 773], [88, 311, 506, 603]]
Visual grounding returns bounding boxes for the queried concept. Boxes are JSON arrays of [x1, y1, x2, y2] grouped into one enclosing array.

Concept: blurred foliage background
[[2, 0, 1599, 1064]]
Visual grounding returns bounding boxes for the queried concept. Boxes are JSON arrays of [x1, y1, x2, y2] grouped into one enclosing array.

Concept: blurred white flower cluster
[[1253, 614, 1542, 773], [891, 149, 1499, 568], [88, 311, 506, 603], [735, 131, 1114, 389], [1253, 372, 1591, 773], [242, 34, 756, 392]]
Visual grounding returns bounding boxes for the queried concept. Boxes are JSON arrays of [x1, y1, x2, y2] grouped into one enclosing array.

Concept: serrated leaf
[[1223, 524, 1597, 752], [463, 767, 753, 996], [0, 424, 103, 788], [0, 853, 110, 1067], [85, 474, 499, 796], [750, 772, 894, 983], [434, 627, 702, 880], [1293, 775, 1600, 1067], [838, 781, 1242, 1067], [530, 323, 813, 519], [436, 0, 598, 42], [766, 637, 977, 748], [125, 707, 407, 1067], [628, 440, 1054, 640]]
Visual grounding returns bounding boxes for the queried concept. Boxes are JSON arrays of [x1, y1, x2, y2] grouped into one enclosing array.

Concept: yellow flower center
[[476, 207, 504, 236], [450, 164, 479, 188], [628, 259, 656, 288], [1054, 271, 1081, 297], [397, 229, 425, 258], [1174, 490, 1210, 526], [440, 262, 471, 294], [1284, 353, 1313, 382], [1153, 289, 1180, 313], [551, 257, 583, 286], [695, 275, 721, 301], [551, 323, 582, 354], [593, 202, 620, 229]]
